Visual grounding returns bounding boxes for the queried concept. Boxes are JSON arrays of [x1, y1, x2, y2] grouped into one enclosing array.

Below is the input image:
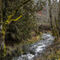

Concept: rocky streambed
[[12, 33, 55, 60]]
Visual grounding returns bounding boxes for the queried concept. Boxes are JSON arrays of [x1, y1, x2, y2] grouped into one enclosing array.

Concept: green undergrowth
[[6, 33, 42, 56]]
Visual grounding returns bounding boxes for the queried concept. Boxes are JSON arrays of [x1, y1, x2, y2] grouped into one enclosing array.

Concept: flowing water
[[12, 33, 55, 60]]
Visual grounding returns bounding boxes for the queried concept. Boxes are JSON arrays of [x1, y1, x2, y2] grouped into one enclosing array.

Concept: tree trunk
[[0, 0, 7, 57], [48, 0, 59, 39], [48, 0, 53, 29], [58, 0, 60, 31]]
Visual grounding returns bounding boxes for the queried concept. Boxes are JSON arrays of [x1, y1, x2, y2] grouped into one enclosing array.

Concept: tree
[[48, 0, 59, 39], [0, 0, 36, 57], [58, 0, 60, 31]]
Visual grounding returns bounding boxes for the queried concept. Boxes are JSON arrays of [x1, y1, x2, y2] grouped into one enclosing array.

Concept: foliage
[[35, 0, 46, 11], [5, 0, 36, 44]]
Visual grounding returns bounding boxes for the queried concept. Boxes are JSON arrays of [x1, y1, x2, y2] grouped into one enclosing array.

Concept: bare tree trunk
[[48, 0, 53, 30], [48, 0, 59, 39], [52, 0, 59, 38], [0, 0, 3, 45], [58, 0, 60, 31]]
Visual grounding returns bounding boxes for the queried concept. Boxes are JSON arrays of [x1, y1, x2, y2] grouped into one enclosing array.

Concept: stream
[[12, 33, 55, 60]]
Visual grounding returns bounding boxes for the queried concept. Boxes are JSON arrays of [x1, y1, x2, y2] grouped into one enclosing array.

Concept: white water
[[13, 33, 55, 60]]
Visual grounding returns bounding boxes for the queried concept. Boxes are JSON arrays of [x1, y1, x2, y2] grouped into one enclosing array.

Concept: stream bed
[[12, 33, 55, 60]]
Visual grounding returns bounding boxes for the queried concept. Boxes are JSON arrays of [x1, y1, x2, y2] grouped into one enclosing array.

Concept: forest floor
[[4, 29, 60, 60], [6, 31, 41, 56]]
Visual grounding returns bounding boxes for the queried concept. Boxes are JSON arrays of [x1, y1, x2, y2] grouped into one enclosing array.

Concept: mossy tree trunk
[[0, 0, 7, 57]]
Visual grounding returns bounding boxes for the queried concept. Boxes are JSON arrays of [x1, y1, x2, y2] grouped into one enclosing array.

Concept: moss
[[4, 44, 7, 57]]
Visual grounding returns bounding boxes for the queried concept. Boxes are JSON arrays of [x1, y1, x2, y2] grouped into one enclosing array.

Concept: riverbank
[[12, 33, 55, 60], [1, 31, 54, 60], [0, 33, 41, 60]]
